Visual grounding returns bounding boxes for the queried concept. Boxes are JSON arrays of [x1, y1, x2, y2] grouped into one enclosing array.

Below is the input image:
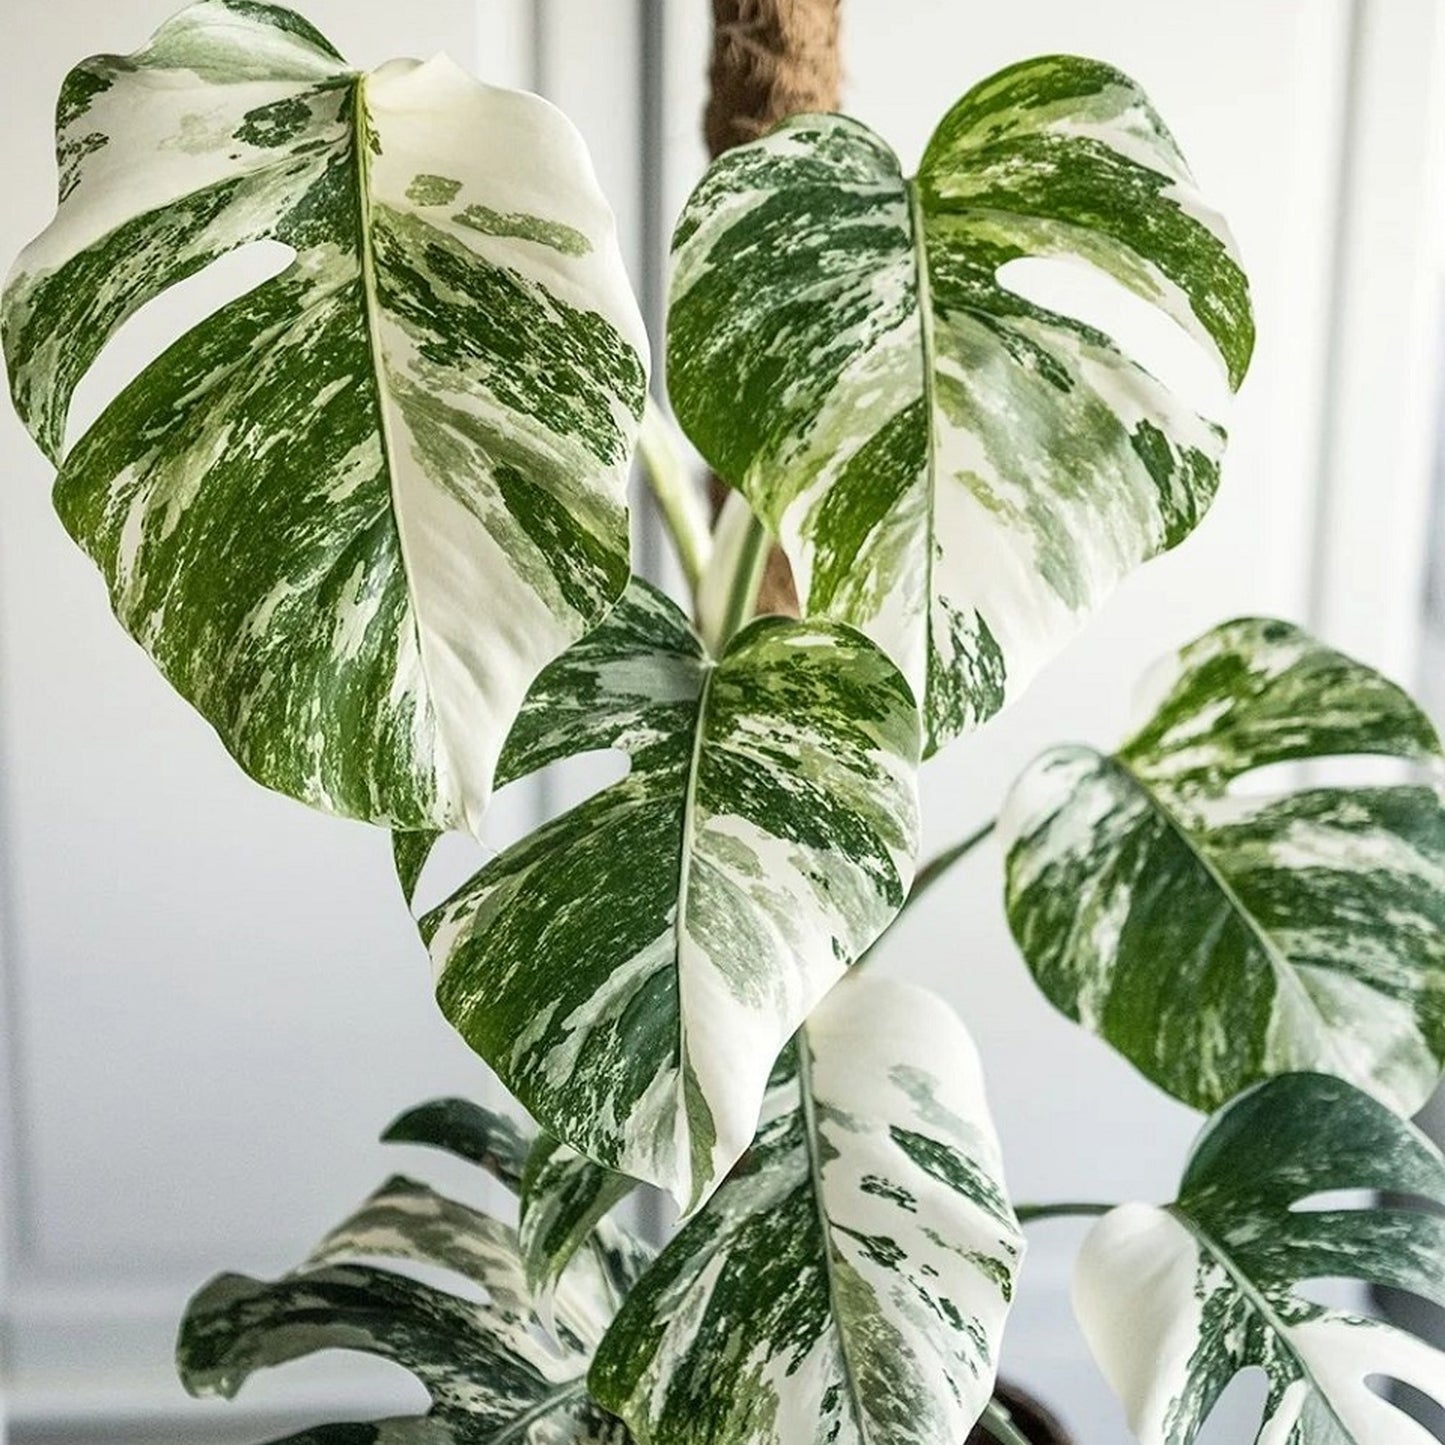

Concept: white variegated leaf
[[180, 1105, 651, 1444], [667, 55, 1253, 754], [1075, 1072, 1445, 1444], [589, 974, 1023, 1445], [423, 580, 921, 1212], [382, 1097, 533, 1194], [180, 1180, 625, 1445], [1002, 617, 1445, 1115], [2, 0, 648, 832], [382, 1100, 652, 1327], [521, 1134, 640, 1314]]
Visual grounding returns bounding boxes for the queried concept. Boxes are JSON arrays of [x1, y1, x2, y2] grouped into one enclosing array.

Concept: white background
[[2, 2, 1442, 1441]]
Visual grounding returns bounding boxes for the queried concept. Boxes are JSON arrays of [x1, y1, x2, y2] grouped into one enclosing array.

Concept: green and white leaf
[[394, 828, 445, 910], [383, 1096, 533, 1193], [425, 580, 921, 1212], [179, 1174, 635, 1444], [522, 1133, 640, 1311], [1075, 1071, 1445, 1443], [667, 54, 1253, 754], [590, 973, 1023, 1445], [2, 0, 648, 832], [1002, 617, 1445, 1115]]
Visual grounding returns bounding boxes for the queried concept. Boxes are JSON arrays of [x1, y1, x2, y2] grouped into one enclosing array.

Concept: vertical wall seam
[[529, 0, 549, 95], [0, 613, 39, 1295], [634, 0, 671, 1246], [0, 704, 39, 1306], [1304, 0, 1367, 637]]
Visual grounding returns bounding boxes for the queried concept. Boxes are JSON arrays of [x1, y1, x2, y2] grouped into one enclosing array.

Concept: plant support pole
[[705, 0, 842, 617], [706, 0, 842, 154]]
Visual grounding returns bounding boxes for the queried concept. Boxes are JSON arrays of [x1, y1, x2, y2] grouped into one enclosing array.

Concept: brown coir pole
[[705, 0, 842, 155], [703, 0, 842, 616]]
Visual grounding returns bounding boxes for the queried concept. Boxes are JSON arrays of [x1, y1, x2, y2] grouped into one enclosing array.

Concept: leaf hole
[[1288, 1187, 1378, 1215], [347, 1250, 493, 1308], [996, 255, 1233, 422], [1194, 1366, 1268, 1443], [406, 749, 630, 916], [218, 1348, 432, 1421], [530, 747, 630, 819], [1366, 1375, 1445, 1441], [1373, 1282, 1445, 1342], [1289, 1279, 1445, 1351], [1223, 753, 1440, 800], [1289, 1186, 1445, 1219], [1290, 1276, 1372, 1313], [64, 238, 296, 455]]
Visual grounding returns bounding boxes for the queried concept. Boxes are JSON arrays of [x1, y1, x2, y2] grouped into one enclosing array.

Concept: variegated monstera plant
[[6, 5, 1445, 1444]]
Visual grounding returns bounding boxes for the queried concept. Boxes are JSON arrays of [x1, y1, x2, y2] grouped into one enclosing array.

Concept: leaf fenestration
[[179, 1103, 651, 1445]]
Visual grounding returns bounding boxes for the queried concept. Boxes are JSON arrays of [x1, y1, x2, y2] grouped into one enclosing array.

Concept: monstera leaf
[[2, 0, 648, 832], [386, 1098, 653, 1319], [1002, 618, 1445, 1115], [383, 1096, 533, 1192], [179, 1104, 649, 1444], [1075, 1072, 1445, 1443], [522, 1134, 640, 1310], [420, 580, 921, 1212], [666, 55, 1253, 754], [590, 973, 1023, 1445]]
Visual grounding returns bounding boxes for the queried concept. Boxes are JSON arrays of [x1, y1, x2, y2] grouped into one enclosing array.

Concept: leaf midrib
[[905, 177, 941, 732], [351, 74, 458, 821], [795, 1030, 874, 1445], [483, 1376, 588, 1445], [674, 657, 718, 1205], [1166, 1204, 1354, 1441]]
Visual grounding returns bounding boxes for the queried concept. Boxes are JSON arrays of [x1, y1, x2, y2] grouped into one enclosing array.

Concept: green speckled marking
[[454, 204, 592, 256], [408, 172, 462, 205], [667, 56, 1253, 755], [1002, 617, 1445, 1116]]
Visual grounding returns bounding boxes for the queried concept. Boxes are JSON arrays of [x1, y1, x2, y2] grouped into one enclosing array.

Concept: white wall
[[2, 2, 1441, 1442], [0, 3, 633, 1437]]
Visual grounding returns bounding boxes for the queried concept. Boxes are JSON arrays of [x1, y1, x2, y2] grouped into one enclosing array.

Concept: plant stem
[[637, 397, 711, 597], [905, 818, 997, 914], [978, 1399, 1034, 1445], [856, 818, 997, 968], [1014, 1201, 1116, 1225], [713, 508, 769, 648]]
